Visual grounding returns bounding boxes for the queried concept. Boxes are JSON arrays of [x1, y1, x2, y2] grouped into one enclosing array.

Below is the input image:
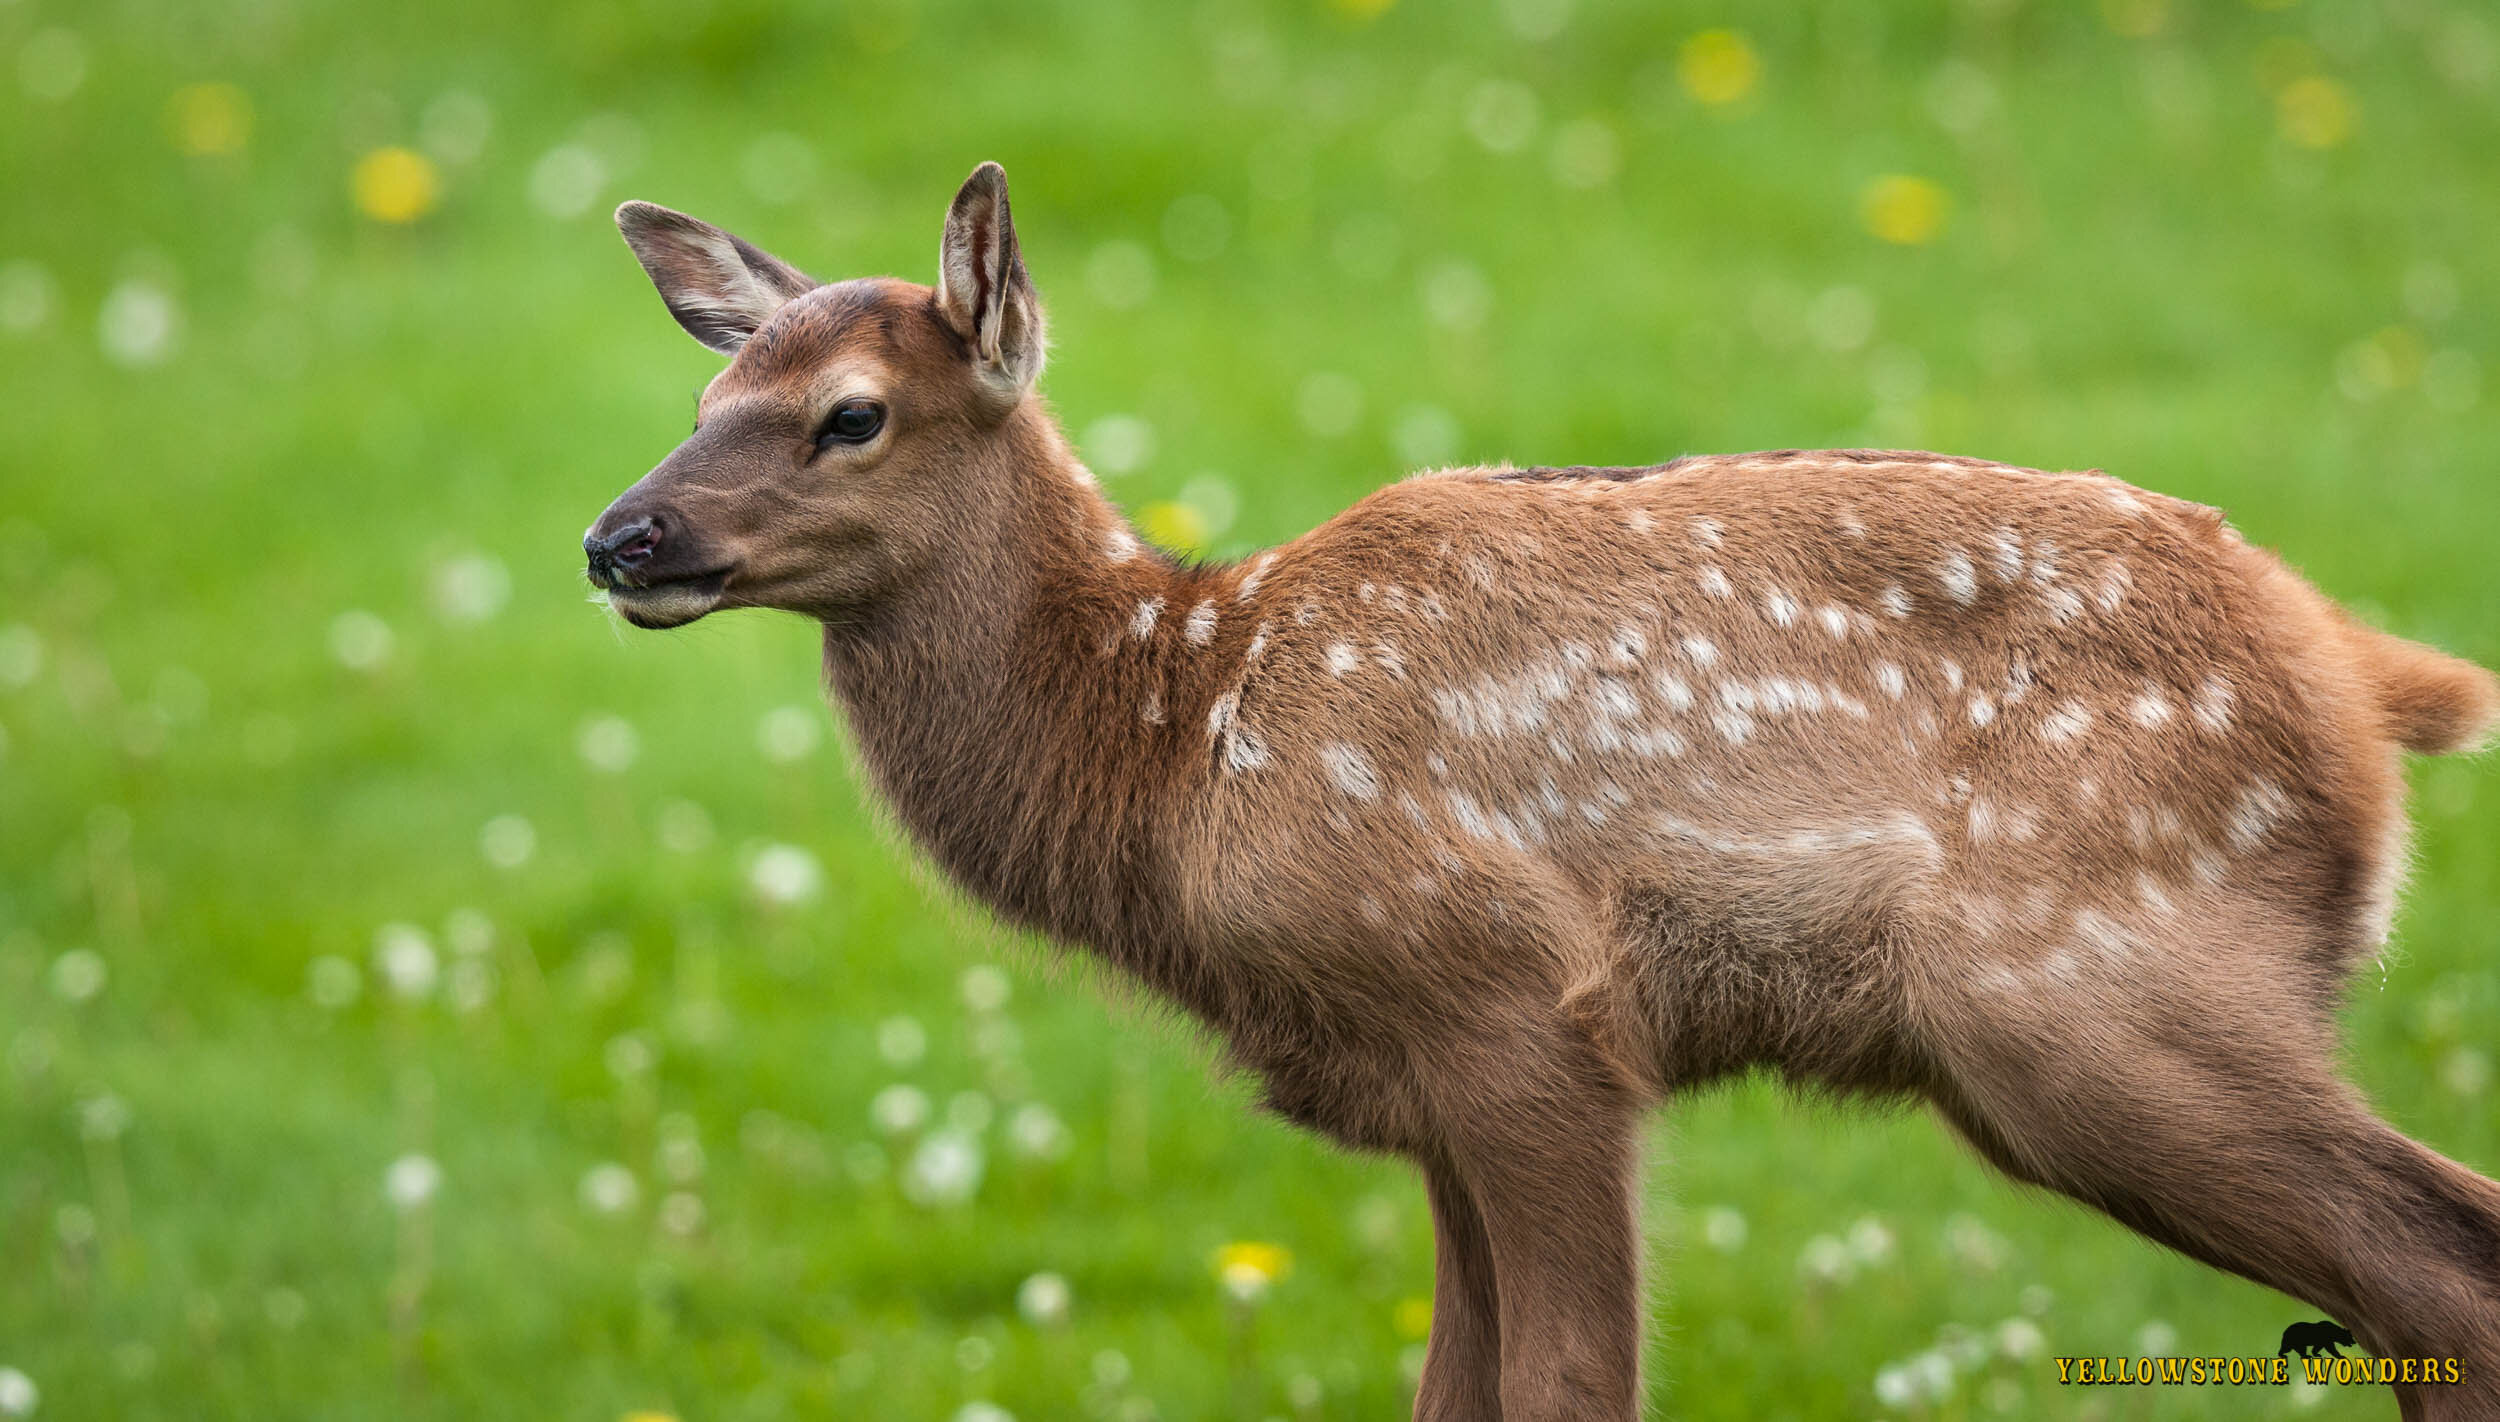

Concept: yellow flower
[[2276, 76, 2355, 150], [166, 82, 251, 157], [352, 147, 443, 225], [1393, 1295, 1434, 1340], [1137, 500, 1208, 555], [1860, 175, 1951, 247], [620, 1413, 680, 1422], [1677, 30, 1760, 108], [1213, 1240, 1291, 1300]]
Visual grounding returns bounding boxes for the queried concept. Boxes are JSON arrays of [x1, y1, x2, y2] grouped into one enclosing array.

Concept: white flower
[[385, 1153, 441, 1210], [903, 1130, 984, 1207], [372, 923, 438, 1000], [1846, 1214, 1896, 1267], [659, 1191, 704, 1236], [748, 843, 823, 905], [1007, 1103, 1068, 1160], [1016, 1271, 1071, 1326], [871, 1084, 931, 1136], [48, 948, 106, 1003], [77, 1094, 129, 1142], [576, 715, 638, 773], [876, 1015, 927, 1068], [1700, 1205, 1747, 1252], [756, 705, 822, 762], [1995, 1317, 2045, 1361], [328, 610, 393, 670], [959, 965, 1011, 1013], [430, 553, 510, 623], [478, 814, 536, 868], [579, 1162, 639, 1215], [1797, 1234, 1854, 1284], [1081, 414, 1154, 475], [0, 1365, 36, 1418], [99, 278, 182, 367]]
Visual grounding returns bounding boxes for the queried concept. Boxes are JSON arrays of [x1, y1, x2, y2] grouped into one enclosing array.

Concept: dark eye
[[816, 399, 885, 449]]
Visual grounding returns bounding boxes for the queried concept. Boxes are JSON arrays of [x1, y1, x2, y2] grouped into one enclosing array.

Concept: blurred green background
[[2, 0, 2495, 1417]]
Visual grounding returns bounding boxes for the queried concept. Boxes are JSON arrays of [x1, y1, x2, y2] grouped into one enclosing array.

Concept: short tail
[[2345, 621, 2500, 755]]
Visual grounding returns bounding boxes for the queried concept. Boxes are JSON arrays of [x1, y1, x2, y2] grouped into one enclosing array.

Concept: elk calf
[[581, 162, 2500, 1421]]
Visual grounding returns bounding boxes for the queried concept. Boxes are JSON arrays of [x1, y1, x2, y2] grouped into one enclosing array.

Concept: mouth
[[597, 569, 731, 629]]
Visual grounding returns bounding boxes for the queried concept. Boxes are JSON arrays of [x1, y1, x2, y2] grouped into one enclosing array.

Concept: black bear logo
[[2278, 1321, 2357, 1359]]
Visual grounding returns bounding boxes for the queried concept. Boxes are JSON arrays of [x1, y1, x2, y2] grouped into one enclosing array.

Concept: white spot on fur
[[1207, 690, 1238, 738], [1763, 589, 1799, 627], [1357, 582, 1376, 603], [2226, 777, 2292, 852], [2039, 700, 2093, 744], [2026, 540, 2060, 585], [1653, 671, 1695, 713], [2129, 685, 2172, 727], [1989, 528, 2024, 583], [1681, 635, 1719, 668], [1609, 624, 1646, 666], [1968, 694, 1996, 727], [1881, 585, 1913, 619], [1968, 798, 1997, 841], [1246, 622, 1272, 661], [1939, 658, 1965, 692], [2095, 559, 2131, 613], [1937, 551, 1978, 605], [1129, 596, 1163, 639], [1689, 516, 1724, 548], [1184, 600, 1218, 645], [2106, 486, 2146, 516], [1236, 553, 1274, 601], [1325, 642, 1360, 676], [2135, 873, 2175, 917], [1874, 662, 1907, 699], [1140, 688, 1164, 725], [1816, 604, 1850, 639], [1105, 528, 1140, 562], [2193, 675, 2235, 733], [1625, 508, 1655, 535], [1223, 722, 1269, 772], [1372, 642, 1406, 679], [1697, 566, 1733, 599], [1712, 708, 1754, 743], [1319, 741, 1381, 801]]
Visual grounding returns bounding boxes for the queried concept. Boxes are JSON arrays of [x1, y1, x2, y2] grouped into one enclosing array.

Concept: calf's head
[[583, 161, 1046, 628]]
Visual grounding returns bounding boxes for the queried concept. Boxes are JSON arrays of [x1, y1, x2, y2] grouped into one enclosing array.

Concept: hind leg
[[1923, 980, 2500, 1421]]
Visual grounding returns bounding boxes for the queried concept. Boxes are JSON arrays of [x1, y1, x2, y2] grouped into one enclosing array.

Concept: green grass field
[[4, 0, 2496, 1417]]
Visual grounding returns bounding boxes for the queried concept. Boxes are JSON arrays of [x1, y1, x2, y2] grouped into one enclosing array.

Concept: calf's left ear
[[936, 161, 1046, 401], [615, 201, 817, 356]]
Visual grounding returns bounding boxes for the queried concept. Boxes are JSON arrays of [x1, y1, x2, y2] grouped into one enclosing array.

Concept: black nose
[[583, 517, 660, 583]]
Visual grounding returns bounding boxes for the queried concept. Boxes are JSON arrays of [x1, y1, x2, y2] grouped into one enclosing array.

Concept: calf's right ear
[[614, 201, 817, 356]]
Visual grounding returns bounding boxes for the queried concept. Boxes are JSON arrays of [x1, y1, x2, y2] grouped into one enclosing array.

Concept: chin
[[603, 575, 727, 629]]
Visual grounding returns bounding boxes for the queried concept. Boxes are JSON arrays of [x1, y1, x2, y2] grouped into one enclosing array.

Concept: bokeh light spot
[[2277, 75, 2355, 149], [1859, 175, 1951, 246], [1678, 30, 1761, 108], [166, 83, 252, 157], [352, 147, 443, 224]]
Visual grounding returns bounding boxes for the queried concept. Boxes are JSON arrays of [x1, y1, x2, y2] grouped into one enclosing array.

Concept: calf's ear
[[936, 161, 1046, 402], [614, 201, 816, 356]]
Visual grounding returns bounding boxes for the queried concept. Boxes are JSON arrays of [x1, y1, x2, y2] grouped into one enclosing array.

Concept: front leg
[[1416, 1161, 1504, 1421], [1445, 1051, 1646, 1420]]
